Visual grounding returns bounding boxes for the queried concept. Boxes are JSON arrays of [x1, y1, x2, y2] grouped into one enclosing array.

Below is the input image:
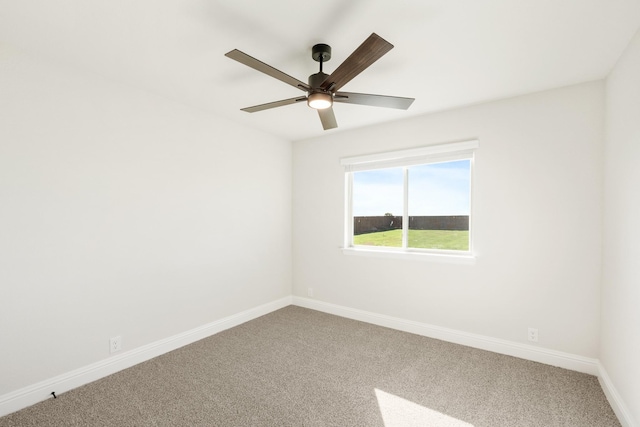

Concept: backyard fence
[[353, 215, 469, 235]]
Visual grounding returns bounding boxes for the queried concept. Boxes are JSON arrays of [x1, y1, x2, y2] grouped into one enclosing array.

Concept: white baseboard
[[598, 363, 638, 427], [0, 296, 292, 418], [292, 296, 599, 375]]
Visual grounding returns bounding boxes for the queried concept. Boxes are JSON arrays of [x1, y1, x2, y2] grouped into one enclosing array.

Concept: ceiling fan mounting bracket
[[312, 44, 331, 63]]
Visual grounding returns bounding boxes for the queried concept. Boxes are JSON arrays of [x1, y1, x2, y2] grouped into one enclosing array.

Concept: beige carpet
[[0, 306, 620, 426]]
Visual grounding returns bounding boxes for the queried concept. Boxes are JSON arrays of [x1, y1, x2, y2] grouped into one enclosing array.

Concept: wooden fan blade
[[318, 107, 337, 130], [334, 92, 414, 110], [226, 49, 310, 92], [241, 97, 307, 113], [320, 33, 393, 92]]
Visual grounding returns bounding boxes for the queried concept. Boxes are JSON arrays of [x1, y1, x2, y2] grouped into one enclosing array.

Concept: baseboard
[[598, 363, 638, 427], [292, 297, 599, 375], [0, 296, 293, 418]]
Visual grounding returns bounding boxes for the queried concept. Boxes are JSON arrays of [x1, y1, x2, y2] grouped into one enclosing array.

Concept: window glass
[[352, 168, 403, 247], [407, 160, 471, 250]]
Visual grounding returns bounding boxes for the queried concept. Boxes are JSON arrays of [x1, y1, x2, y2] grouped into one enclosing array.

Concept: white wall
[[293, 81, 604, 358], [0, 53, 292, 396], [602, 29, 640, 426]]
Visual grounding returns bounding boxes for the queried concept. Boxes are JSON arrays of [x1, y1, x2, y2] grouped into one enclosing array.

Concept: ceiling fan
[[225, 33, 415, 130]]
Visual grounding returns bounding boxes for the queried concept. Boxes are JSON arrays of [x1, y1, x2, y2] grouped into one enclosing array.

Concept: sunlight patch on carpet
[[375, 388, 474, 427]]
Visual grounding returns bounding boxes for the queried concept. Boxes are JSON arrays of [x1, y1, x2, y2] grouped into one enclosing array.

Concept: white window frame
[[341, 140, 478, 264]]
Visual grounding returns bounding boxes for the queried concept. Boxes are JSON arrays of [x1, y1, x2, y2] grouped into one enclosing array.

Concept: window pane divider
[[402, 167, 408, 249]]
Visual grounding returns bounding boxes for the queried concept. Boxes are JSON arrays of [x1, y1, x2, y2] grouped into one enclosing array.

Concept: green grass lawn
[[353, 229, 469, 251]]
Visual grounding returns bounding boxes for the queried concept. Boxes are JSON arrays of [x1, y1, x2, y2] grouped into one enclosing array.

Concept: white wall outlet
[[307, 287, 314, 298], [110, 336, 122, 353], [528, 328, 539, 342]]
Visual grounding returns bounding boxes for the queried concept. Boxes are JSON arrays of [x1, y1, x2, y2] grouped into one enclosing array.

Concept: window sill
[[341, 247, 476, 265]]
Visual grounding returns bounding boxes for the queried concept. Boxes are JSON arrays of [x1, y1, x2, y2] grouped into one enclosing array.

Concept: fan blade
[[226, 49, 310, 92], [318, 107, 337, 130], [334, 92, 414, 110], [320, 33, 393, 92], [241, 97, 306, 113]]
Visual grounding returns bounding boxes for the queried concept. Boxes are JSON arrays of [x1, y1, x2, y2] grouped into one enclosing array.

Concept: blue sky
[[352, 160, 471, 216]]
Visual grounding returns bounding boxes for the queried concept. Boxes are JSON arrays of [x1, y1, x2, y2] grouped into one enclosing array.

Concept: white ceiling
[[1, 0, 639, 141]]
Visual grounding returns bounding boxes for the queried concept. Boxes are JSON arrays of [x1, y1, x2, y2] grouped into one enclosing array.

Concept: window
[[342, 140, 477, 260]]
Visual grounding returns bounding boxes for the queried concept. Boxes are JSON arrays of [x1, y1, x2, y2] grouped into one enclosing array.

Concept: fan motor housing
[[308, 72, 330, 90]]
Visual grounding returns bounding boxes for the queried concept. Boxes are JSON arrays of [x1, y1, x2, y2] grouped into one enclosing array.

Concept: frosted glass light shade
[[307, 92, 332, 109]]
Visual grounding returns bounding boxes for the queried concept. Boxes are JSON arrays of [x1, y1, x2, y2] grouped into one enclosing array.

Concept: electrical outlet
[[528, 328, 539, 343], [110, 336, 122, 353], [307, 287, 314, 298]]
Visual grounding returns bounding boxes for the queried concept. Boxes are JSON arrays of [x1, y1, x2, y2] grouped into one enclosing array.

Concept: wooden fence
[[353, 215, 469, 235]]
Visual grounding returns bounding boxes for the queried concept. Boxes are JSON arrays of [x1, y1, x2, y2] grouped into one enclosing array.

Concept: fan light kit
[[225, 33, 415, 130], [307, 92, 332, 110]]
